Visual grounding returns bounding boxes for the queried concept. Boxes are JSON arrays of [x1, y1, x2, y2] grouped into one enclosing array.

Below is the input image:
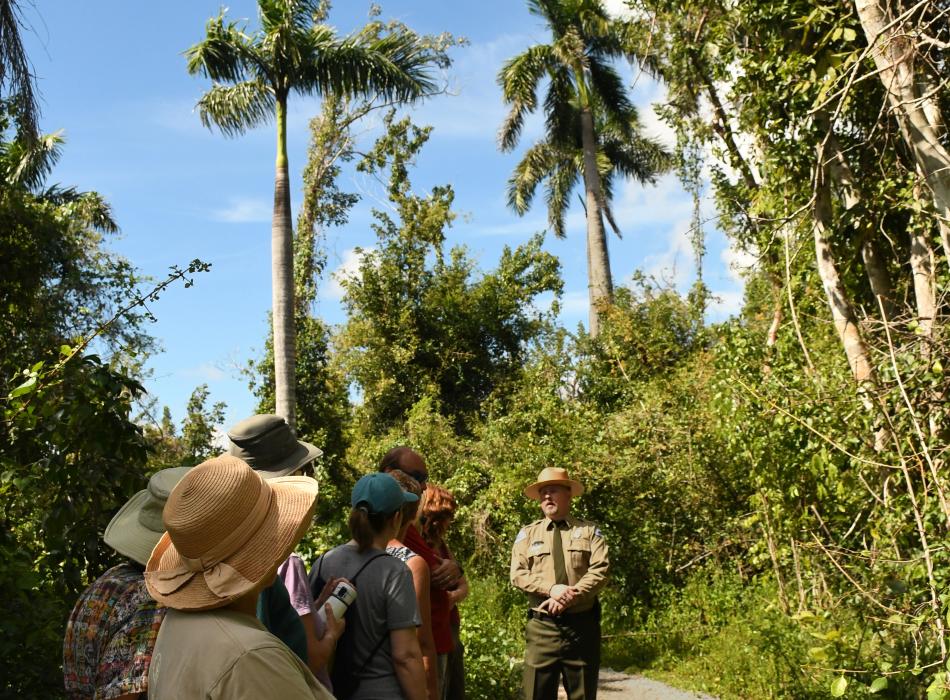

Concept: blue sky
[[22, 1, 747, 427]]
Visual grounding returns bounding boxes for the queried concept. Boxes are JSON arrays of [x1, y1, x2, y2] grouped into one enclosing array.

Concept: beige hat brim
[[104, 489, 157, 566], [145, 476, 318, 611], [524, 478, 584, 500]]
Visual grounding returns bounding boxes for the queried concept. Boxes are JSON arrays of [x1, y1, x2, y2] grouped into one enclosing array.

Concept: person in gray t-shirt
[[313, 473, 425, 700]]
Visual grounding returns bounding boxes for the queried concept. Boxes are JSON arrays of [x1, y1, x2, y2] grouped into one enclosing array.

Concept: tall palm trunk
[[579, 106, 613, 337], [272, 97, 296, 427], [855, 0, 950, 261]]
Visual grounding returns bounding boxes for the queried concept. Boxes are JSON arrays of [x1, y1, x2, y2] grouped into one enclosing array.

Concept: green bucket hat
[[104, 466, 192, 566], [227, 414, 323, 479]]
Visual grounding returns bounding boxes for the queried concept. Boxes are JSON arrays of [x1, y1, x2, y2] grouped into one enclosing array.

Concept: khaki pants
[[522, 606, 599, 700]]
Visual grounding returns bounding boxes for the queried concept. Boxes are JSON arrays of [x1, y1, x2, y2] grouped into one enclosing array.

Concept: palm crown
[[498, 0, 670, 335], [186, 0, 444, 426], [186, 0, 438, 136]]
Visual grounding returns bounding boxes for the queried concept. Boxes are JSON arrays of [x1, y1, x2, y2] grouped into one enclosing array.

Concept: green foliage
[[459, 576, 524, 700], [605, 568, 830, 699], [0, 352, 150, 695], [338, 112, 563, 435], [180, 383, 227, 464], [574, 275, 706, 408]]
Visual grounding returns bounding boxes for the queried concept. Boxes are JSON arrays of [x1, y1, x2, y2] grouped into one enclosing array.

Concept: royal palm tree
[[187, 0, 438, 427], [499, 0, 664, 336], [0, 0, 40, 139]]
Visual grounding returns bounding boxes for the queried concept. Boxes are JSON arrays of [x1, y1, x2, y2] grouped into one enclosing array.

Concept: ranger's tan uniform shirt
[[510, 515, 609, 613]]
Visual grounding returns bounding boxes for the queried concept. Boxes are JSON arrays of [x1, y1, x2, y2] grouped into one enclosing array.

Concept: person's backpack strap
[[345, 553, 392, 675], [351, 552, 388, 583], [329, 551, 396, 699], [308, 550, 328, 599]]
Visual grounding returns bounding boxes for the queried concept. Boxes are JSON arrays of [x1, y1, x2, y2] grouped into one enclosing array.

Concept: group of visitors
[[62, 413, 608, 700]]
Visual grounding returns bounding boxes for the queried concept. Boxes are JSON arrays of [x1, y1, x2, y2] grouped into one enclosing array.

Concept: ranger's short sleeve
[[510, 523, 552, 597], [570, 523, 609, 607]]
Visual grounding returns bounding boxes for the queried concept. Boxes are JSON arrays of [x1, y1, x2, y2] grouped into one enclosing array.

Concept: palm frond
[[257, 0, 311, 34], [0, 0, 38, 138], [599, 173, 621, 237], [256, 0, 322, 34], [2, 129, 62, 191], [498, 44, 554, 105], [302, 27, 437, 103], [551, 27, 586, 69], [507, 141, 558, 215], [545, 156, 579, 239], [68, 190, 120, 234], [195, 80, 275, 137], [601, 130, 673, 184], [587, 56, 635, 129], [543, 66, 579, 148], [186, 11, 261, 84], [497, 44, 555, 151]]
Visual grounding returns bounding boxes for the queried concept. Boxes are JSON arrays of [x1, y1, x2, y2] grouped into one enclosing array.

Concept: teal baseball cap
[[352, 472, 419, 515]]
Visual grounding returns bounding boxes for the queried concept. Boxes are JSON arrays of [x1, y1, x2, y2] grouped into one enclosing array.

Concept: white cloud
[[415, 33, 545, 143], [178, 362, 226, 382], [560, 290, 590, 317], [327, 246, 376, 300], [720, 241, 757, 284], [610, 174, 696, 230], [603, 0, 637, 18], [707, 289, 744, 319], [147, 97, 206, 134], [640, 220, 696, 287], [530, 289, 588, 326], [210, 197, 271, 223]]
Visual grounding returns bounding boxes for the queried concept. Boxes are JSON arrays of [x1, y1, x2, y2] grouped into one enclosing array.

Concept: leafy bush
[[459, 576, 524, 700], [0, 353, 150, 696]]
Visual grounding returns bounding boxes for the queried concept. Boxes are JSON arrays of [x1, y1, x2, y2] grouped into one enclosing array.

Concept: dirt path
[[556, 668, 717, 699]]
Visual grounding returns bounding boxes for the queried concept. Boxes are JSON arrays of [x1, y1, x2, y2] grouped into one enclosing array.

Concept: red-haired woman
[[387, 470, 440, 700], [420, 484, 469, 700]]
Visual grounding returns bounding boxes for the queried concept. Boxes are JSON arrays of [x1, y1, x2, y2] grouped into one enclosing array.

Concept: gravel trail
[[555, 668, 718, 699]]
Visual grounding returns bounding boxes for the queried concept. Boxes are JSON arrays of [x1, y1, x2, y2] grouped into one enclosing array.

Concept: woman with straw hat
[[63, 465, 190, 699], [144, 455, 331, 699]]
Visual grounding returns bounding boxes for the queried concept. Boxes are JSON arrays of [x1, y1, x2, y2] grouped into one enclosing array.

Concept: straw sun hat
[[145, 455, 318, 611], [523, 467, 584, 500]]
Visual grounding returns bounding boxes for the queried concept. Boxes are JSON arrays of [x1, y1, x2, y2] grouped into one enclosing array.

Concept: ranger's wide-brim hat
[[104, 466, 192, 566], [145, 455, 318, 611], [523, 467, 584, 500], [227, 414, 322, 479]]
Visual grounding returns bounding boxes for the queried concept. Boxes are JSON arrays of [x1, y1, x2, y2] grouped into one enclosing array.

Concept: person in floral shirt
[[63, 467, 189, 699]]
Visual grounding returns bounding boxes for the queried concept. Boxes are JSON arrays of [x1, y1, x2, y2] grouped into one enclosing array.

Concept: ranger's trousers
[[522, 605, 599, 700]]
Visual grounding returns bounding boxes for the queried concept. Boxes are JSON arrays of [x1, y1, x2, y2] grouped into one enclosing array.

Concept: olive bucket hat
[[227, 414, 322, 479], [145, 455, 318, 611], [103, 466, 192, 566]]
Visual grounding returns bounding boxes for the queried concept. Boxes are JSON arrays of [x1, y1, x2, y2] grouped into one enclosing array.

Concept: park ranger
[[510, 467, 609, 700]]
